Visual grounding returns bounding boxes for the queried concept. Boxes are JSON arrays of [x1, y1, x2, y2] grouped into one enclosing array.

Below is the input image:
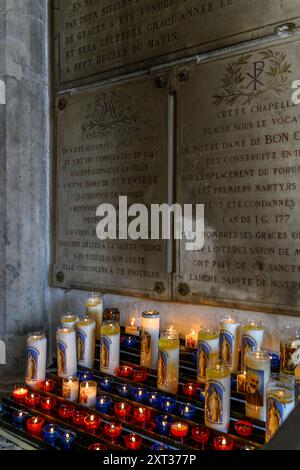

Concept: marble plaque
[[54, 75, 171, 299], [54, 0, 300, 90], [175, 37, 300, 314]]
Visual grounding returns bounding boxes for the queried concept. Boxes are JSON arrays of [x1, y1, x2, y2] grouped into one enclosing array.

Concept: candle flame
[[132, 436, 136, 442], [222, 438, 227, 446], [34, 418, 38, 424]]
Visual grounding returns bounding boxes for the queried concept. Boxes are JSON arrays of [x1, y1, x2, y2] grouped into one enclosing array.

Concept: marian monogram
[[213, 50, 292, 106]]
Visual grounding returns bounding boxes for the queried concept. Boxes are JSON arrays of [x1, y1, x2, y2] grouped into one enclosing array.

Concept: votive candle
[[160, 396, 177, 412], [178, 403, 196, 420], [43, 424, 60, 445], [25, 392, 40, 408], [124, 433, 143, 450], [83, 414, 101, 432], [114, 402, 131, 419], [104, 422, 122, 442], [40, 379, 56, 393], [58, 403, 75, 419], [79, 380, 97, 407], [26, 416, 44, 436], [13, 410, 29, 427], [13, 387, 29, 402], [62, 376, 79, 402], [96, 395, 112, 413], [214, 436, 234, 451], [170, 421, 189, 440], [117, 383, 132, 398]]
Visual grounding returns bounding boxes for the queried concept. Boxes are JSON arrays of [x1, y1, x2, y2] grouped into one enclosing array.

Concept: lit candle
[[157, 329, 180, 394], [185, 329, 197, 349], [61, 314, 79, 330], [43, 424, 60, 445], [114, 402, 131, 419], [133, 406, 150, 426], [214, 436, 234, 451], [76, 317, 96, 369], [25, 392, 40, 408], [170, 421, 189, 441], [205, 360, 231, 433], [40, 379, 56, 393], [131, 387, 147, 403], [178, 403, 196, 420], [78, 371, 94, 382], [234, 420, 253, 437], [100, 319, 120, 376], [146, 391, 161, 408], [59, 429, 76, 450], [40, 396, 57, 413], [125, 317, 140, 337], [140, 310, 160, 369], [160, 396, 177, 412], [236, 370, 247, 393], [79, 380, 97, 407], [99, 377, 114, 392], [62, 376, 79, 402], [124, 433, 143, 450], [197, 323, 219, 383], [13, 387, 29, 401], [266, 374, 295, 442], [182, 382, 199, 398], [133, 369, 148, 383], [13, 409, 29, 427], [242, 320, 264, 366], [26, 416, 44, 436], [191, 425, 210, 449], [219, 313, 241, 373], [25, 332, 47, 390], [72, 410, 88, 426], [156, 414, 173, 435], [86, 292, 103, 340], [245, 348, 270, 421], [88, 442, 108, 451], [58, 403, 76, 419], [116, 365, 133, 378], [83, 414, 101, 432], [96, 395, 112, 413], [56, 327, 77, 378], [117, 383, 132, 398], [104, 422, 122, 443], [124, 336, 137, 348]]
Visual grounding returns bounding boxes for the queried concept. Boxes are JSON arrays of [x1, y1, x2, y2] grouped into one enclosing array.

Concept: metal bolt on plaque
[[177, 283, 190, 297], [58, 98, 67, 110], [154, 282, 165, 295]]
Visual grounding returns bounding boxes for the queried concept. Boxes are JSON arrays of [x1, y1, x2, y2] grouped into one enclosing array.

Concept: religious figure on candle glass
[[77, 332, 85, 362], [57, 342, 66, 375], [267, 398, 281, 437], [220, 334, 232, 365], [245, 372, 263, 407], [26, 349, 37, 381], [157, 350, 166, 387], [198, 347, 208, 379], [206, 385, 222, 423], [141, 331, 151, 356], [101, 337, 109, 369]]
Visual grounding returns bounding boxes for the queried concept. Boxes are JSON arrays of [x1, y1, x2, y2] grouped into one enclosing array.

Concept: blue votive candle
[[96, 395, 112, 413], [99, 377, 114, 392], [59, 429, 76, 450], [117, 383, 132, 398], [160, 396, 177, 412], [78, 371, 94, 382], [151, 442, 169, 450], [43, 424, 60, 446], [178, 402, 196, 420], [156, 414, 173, 435], [146, 391, 161, 408], [131, 387, 147, 403], [13, 409, 29, 427], [124, 336, 136, 348]]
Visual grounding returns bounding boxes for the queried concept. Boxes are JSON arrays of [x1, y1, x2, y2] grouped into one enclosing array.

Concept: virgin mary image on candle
[[206, 383, 223, 424], [266, 397, 281, 441], [242, 336, 255, 363], [101, 336, 110, 369], [198, 343, 209, 380], [157, 349, 167, 387], [57, 341, 66, 375], [141, 331, 151, 357], [77, 331, 86, 363], [219, 332, 232, 365], [26, 347, 38, 381], [245, 370, 263, 407]]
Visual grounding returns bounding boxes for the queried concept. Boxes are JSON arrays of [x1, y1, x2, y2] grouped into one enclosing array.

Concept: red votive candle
[[83, 414, 101, 432], [214, 436, 234, 451], [183, 382, 198, 397], [13, 387, 29, 401], [73, 410, 89, 426], [234, 420, 253, 437], [26, 416, 44, 436], [170, 421, 189, 441], [192, 425, 210, 448], [115, 366, 133, 378], [114, 402, 131, 419], [40, 379, 56, 393], [124, 433, 143, 450], [88, 443, 108, 451], [133, 406, 150, 427], [104, 422, 122, 442], [25, 393, 40, 407], [40, 396, 56, 412], [58, 403, 75, 419], [133, 369, 148, 383]]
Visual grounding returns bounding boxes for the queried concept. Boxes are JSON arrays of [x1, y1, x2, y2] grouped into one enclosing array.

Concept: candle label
[[141, 330, 152, 362], [57, 340, 67, 375], [266, 394, 295, 442], [157, 348, 168, 388], [197, 340, 218, 382], [77, 330, 87, 363], [242, 335, 257, 361], [100, 335, 111, 370], [26, 347, 39, 381], [219, 330, 234, 367], [205, 379, 227, 425], [245, 366, 264, 412]]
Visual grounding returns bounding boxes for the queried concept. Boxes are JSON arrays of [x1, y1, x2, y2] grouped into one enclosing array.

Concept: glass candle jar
[[76, 317, 96, 369], [266, 374, 295, 442], [40, 379, 56, 393], [104, 422, 122, 443], [85, 292, 103, 340], [140, 310, 160, 369], [114, 402, 131, 419], [157, 329, 180, 394], [13, 386, 29, 402], [56, 327, 77, 379], [96, 395, 112, 413], [43, 424, 60, 446], [25, 332, 47, 390], [242, 320, 264, 366], [280, 326, 300, 375], [156, 414, 173, 435], [197, 323, 219, 383], [79, 380, 97, 407], [40, 396, 57, 413], [170, 421, 189, 441], [124, 433, 143, 450], [178, 403, 196, 420], [72, 410, 88, 426], [219, 313, 240, 373], [61, 314, 79, 330], [83, 414, 101, 432], [59, 404, 76, 419], [13, 410, 29, 427], [205, 359, 231, 433], [245, 348, 271, 421], [62, 376, 79, 402], [117, 383, 132, 398], [26, 416, 44, 436], [100, 319, 120, 376], [131, 387, 147, 403], [214, 436, 234, 451], [160, 396, 177, 413], [25, 392, 40, 408], [58, 429, 76, 450]]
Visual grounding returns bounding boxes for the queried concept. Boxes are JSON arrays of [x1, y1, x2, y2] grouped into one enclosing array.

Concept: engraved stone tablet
[[55, 75, 171, 299], [54, 0, 300, 90], [175, 37, 300, 314]]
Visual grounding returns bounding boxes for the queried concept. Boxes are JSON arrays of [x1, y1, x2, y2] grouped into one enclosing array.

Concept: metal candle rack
[[0, 329, 266, 450]]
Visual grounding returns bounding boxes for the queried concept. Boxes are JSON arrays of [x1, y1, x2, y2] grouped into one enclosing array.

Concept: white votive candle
[[56, 327, 77, 378], [25, 332, 47, 390]]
